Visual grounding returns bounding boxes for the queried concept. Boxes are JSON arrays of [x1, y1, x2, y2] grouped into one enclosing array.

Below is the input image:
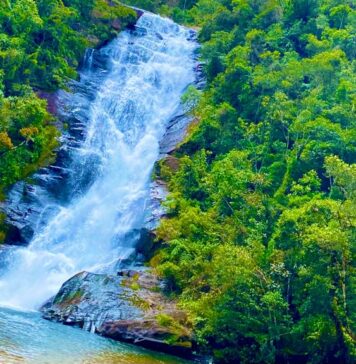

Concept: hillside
[[0, 1, 355, 363], [149, 1, 356, 363]]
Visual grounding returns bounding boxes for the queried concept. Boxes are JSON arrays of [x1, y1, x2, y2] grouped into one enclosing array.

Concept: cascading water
[[0, 12, 197, 311]]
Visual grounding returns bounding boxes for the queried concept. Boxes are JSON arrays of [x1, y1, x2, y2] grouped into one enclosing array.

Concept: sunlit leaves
[[154, 0, 356, 362]]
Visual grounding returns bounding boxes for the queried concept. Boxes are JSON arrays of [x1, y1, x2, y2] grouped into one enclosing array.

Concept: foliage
[[153, 0, 356, 363], [122, 0, 198, 21], [0, 0, 136, 239]]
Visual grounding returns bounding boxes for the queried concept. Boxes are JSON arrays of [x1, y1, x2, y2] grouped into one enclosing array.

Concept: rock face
[[41, 270, 194, 358], [159, 61, 205, 157]]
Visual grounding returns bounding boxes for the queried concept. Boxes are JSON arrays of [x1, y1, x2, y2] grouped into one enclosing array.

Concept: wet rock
[[159, 113, 192, 155], [135, 228, 155, 259], [4, 224, 34, 246], [159, 57, 205, 157], [41, 270, 194, 358], [127, 8, 144, 30], [145, 180, 168, 231], [132, 7, 144, 19], [99, 319, 192, 357]]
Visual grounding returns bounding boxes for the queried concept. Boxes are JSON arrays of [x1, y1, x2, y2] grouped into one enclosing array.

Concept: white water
[[0, 13, 196, 310]]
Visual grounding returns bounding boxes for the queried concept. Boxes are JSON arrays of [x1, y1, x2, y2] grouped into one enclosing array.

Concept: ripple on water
[[0, 308, 191, 364]]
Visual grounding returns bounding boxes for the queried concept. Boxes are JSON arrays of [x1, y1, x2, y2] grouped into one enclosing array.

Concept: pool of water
[[0, 307, 190, 364]]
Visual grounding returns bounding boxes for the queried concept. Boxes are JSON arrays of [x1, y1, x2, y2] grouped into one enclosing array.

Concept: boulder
[[41, 270, 194, 359], [159, 113, 193, 155]]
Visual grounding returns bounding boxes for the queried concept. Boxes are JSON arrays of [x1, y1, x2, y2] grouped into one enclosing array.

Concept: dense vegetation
[[147, 0, 355, 363], [0, 0, 136, 241], [0, 0, 355, 362]]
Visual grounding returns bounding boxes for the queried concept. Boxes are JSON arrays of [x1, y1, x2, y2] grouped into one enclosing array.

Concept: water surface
[[0, 307, 190, 364]]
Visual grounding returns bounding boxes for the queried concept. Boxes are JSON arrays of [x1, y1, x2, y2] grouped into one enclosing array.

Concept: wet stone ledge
[[41, 270, 198, 359]]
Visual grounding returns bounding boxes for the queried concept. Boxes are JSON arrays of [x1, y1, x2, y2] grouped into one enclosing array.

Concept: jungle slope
[[147, 1, 355, 363], [0, 0, 136, 241]]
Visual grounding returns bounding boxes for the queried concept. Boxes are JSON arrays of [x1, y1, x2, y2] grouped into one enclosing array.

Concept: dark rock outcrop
[[41, 270, 194, 358], [146, 179, 168, 230], [159, 61, 205, 157]]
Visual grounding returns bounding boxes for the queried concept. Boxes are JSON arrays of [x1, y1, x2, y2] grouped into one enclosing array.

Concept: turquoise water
[[0, 307, 190, 364]]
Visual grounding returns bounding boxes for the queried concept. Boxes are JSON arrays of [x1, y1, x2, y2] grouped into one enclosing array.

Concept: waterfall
[[0, 13, 197, 310]]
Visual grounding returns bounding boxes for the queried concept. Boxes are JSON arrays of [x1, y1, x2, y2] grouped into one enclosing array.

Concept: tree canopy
[[148, 0, 356, 362]]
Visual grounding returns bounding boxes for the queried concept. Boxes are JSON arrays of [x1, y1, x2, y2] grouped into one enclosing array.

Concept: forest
[[149, 0, 355, 363], [0, 0, 355, 363]]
